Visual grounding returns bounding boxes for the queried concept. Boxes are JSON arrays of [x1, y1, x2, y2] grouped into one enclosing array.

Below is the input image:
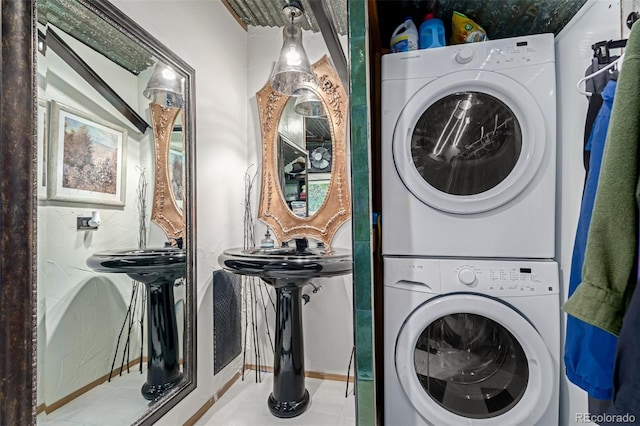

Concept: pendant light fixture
[[269, 0, 318, 96], [294, 89, 326, 117], [143, 63, 185, 108]]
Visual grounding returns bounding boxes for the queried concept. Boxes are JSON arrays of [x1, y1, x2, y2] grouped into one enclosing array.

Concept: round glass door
[[411, 92, 522, 196], [414, 313, 528, 418], [393, 71, 547, 214], [395, 294, 553, 425]]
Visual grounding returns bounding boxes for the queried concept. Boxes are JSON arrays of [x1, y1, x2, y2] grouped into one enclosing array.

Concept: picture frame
[[307, 178, 331, 216], [169, 148, 184, 209], [48, 101, 127, 206], [37, 99, 48, 200]]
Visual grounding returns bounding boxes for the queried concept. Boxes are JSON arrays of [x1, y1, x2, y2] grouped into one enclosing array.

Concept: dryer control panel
[[381, 33, 554, 81], [384, 257, 559, 296]]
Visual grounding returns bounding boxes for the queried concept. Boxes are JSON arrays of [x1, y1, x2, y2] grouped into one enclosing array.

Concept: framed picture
[[307, 179, 330, 215], [37, 100, 48, 199], [169, 148, 184, 209], [48, 101, 127, 206]]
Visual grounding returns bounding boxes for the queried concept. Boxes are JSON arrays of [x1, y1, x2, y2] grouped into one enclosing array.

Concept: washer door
[[393, 71, 547, 214], [395, 294, 554, 425]]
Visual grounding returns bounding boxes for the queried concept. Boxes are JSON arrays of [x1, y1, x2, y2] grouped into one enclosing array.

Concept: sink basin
[[86, 247, 185, 283], [87, 247, 186, 400], [218, 241, 352, 418], [218, 245, 351, 284]]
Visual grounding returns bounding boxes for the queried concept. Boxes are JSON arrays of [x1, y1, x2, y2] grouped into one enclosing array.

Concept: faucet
[[165, 237, 183, 249], [294, 238, 308, 253]]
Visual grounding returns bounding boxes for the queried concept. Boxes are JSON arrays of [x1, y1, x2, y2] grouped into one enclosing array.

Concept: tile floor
[[196, 372, 356, 426], [37, 369, 355, 426], [37, 367, 152, 425]]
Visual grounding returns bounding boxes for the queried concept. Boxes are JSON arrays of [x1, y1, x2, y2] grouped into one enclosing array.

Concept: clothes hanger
[[576, 54, 624, 96], [577, 39, 627, 96], [593, 39, 627, 64]]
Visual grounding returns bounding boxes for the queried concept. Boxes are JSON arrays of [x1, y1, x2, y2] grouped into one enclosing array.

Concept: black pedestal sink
[[87, 248, 185, 400], [218, 240, 352, 418]]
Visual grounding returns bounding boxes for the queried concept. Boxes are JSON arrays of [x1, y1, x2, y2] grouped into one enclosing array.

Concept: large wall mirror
[[34, 0, 195, 424], [256, 55, 350, 246]]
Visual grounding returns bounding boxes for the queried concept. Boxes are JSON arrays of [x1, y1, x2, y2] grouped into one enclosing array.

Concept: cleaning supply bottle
[[390, 17, 418, 53], [419, 13, 445, 49]]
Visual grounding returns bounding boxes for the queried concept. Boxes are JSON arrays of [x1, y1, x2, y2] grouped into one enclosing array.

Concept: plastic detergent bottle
[[390, 17, 418, 53], [419, 13, 445, 49]]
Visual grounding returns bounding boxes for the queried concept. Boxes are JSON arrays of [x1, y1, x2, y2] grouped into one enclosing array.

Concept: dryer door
[[395, 293, 554, 425], [393, 70, 548, 214]]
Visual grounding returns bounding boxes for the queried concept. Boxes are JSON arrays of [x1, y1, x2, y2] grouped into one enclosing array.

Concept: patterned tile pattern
[[375, 0, 588, 48], [348, 1, 376, 425]]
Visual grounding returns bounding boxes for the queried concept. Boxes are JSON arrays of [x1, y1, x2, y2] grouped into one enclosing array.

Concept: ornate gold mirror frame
[[150, 103, 184, 241], [256, 55, 350, 247]]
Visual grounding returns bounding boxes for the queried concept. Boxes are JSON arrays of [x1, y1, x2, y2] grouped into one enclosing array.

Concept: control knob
[[455, 46, 474, 64], [458, 268, 476, 285]]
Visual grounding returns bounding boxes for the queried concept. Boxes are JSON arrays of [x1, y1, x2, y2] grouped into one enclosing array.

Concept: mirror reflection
[[277, 97, 332, 218], [170, 116, 185, 212], [36, 0, 194, 424], [257, 55, 350, 246]]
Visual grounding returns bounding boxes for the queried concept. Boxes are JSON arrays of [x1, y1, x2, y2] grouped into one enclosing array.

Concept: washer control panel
[[444, 259, 559, 295], [384, 257, 559, 296]]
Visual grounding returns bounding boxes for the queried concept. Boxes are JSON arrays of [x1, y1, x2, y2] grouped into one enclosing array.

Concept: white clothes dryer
[[381, 34, 556, 258], [384, 257, 560, 426]]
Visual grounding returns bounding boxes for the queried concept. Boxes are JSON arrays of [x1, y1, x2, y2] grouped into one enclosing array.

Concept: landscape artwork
[[48, 101, 127, 206], [169, 148, 184, 208]]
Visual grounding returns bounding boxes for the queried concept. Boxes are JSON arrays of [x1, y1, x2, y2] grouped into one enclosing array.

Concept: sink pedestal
[[218, 245, 352, 419], [86, 248, 186, 401], [268, 282, 310, 417], [141, 276, 182, 400]]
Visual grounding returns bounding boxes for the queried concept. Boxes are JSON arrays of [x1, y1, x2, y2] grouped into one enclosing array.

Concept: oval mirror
[[257, 55, 350, 246], [276, 96, 332, 218], [34, 0, 195, 424]]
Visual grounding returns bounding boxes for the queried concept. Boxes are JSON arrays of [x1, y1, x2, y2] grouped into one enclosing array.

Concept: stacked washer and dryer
[[381, 34, 560, 425]]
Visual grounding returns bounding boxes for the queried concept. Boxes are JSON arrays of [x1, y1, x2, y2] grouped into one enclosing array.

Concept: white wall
[[37, 31, 156, 406], [555, 0, 621, 424], [111, 1, 249, 424]]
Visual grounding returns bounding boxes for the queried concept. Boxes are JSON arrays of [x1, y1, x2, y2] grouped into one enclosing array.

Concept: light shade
[[294, 89, 326, 117], [143, 63, 185, 108], [270, 23, 317, 95]]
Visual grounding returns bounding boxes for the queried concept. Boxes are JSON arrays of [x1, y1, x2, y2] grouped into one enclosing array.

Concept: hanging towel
[[565, 80, 617, 401], [563, 24, 640, 336]]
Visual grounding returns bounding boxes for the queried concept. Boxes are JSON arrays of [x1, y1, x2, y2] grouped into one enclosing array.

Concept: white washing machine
[[384, 257, 559, 426], [381, 34, 556, 258]]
